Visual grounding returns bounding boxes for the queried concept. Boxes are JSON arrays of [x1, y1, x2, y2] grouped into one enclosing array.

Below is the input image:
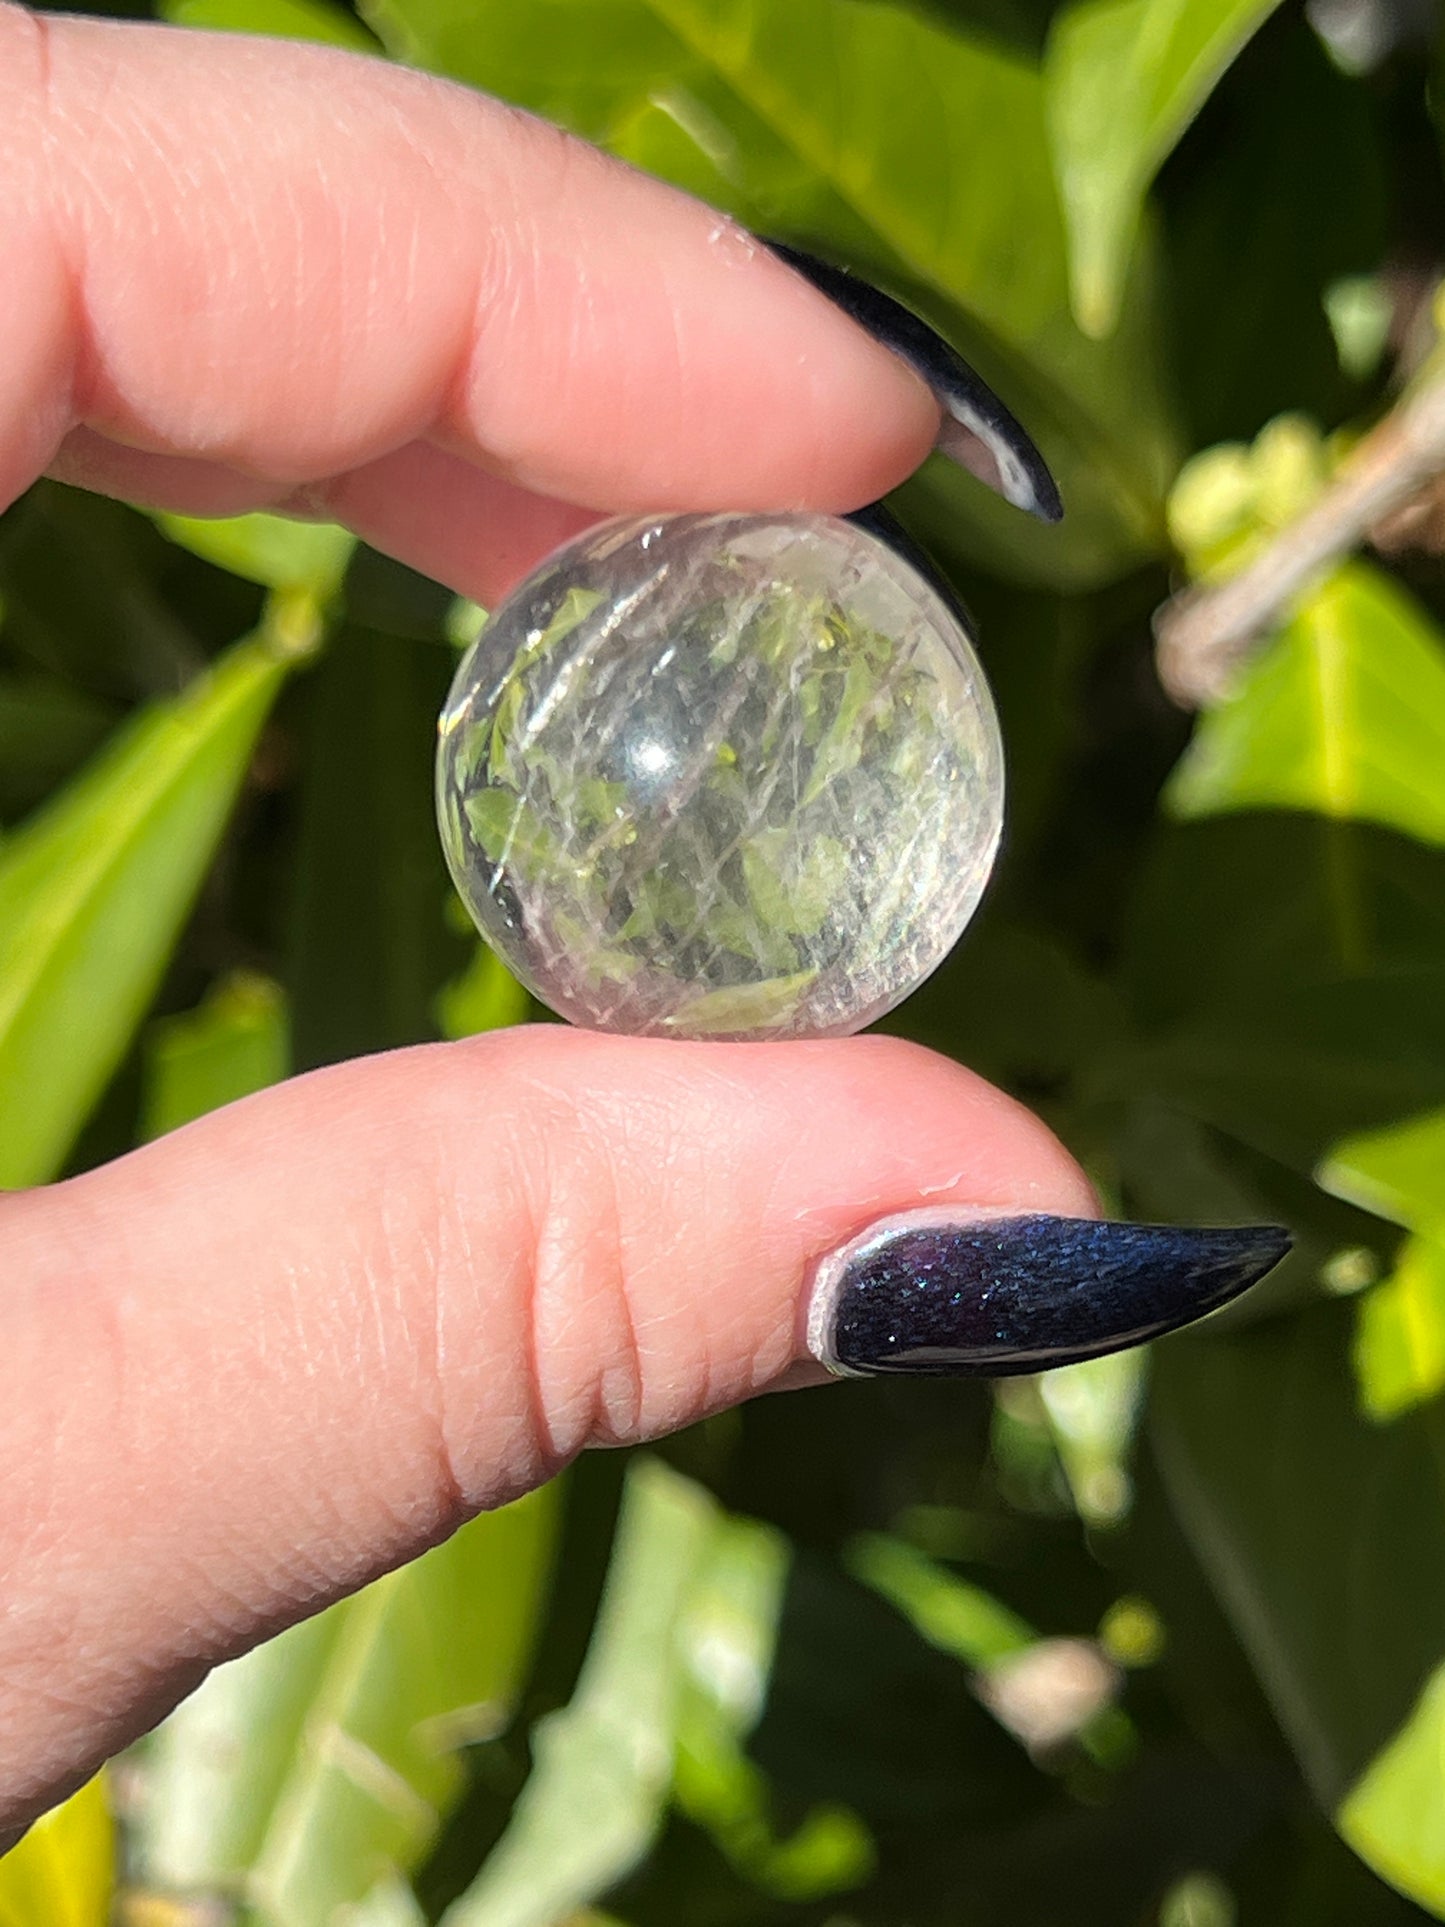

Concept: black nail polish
[[762, 238, 1064, 525], [808, 1213, 1292, 1378]]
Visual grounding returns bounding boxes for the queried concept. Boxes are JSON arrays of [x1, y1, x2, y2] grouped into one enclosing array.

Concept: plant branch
[[1154, 360, 1445, 707]]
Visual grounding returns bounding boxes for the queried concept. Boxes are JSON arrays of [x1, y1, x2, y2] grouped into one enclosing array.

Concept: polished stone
[[436, 511, 1004, 1040]]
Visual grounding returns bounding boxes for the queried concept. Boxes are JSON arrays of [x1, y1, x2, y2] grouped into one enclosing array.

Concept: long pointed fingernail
[[807, 1212, 1291, 1377], [762, 238, 1064, 525]]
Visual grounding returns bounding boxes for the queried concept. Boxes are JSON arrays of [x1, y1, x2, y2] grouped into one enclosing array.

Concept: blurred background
[[4, 0, 1445, 1920]]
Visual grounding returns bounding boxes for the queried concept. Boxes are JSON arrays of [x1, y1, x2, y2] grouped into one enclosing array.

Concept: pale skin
[[0, 3, 1097, 1849]]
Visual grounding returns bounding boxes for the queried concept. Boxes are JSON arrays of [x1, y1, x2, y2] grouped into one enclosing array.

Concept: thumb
[[0, 1026, 1280, 1839]]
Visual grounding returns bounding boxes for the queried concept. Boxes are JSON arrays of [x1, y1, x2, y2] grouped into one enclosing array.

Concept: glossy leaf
[[1321, 1108, 1445, 1420], [0, 1778, 114, 1927], [1046, 0, 1284, 334], [1151, 1309, 1445, 1916], [361, 0, 1177, 587], [136, 1484, 560, 1925], [1168, 565, 1445, 850], [0, 631, 292, 1187], [155, 512, 355, 600], [444, 1458, 715, 1927]]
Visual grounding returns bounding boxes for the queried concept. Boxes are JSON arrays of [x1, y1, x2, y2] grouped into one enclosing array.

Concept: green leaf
[[1037, 1349, 1146, 1525], [443, 1458, 716, 1927], [660, 968, 819, 1037], [1167, 414, 1330, 583], [742, 829, 847, 937], [0, 676, 113, 825], [464, 789, 526, 863], [435, 940, 532, 1038], [1339, 1658, 1445, 1917], [1151, 1308, 1445, 1916], [673, 1516, 872, 1902], [900, 917, 1125, 1093], [1114, 815, 1445, 1174], [346, 1877, 430, 1927], [155, 512, 355, 600], [845, 1533, 1036, 1668], [141, 970, 289, 1141], [1167, 565, 1445, 851], [361, 0, 1177, 585], [1321, 1108, 1445, 1421], [1119, 965, 1445, 1176], [286, 625, 465, 1069], [0, 632, 291, 1187], [1351, 1238, 1445, 1424], [1045, 0, 1284, 334], [161, 0, 379, 48], [383, 0, 1050, 344], [476, 589, 608, 795], [0, 484, 209, 700], [136, 1485, 560, 1924], [742, 1543, 1042, 1834], [1323, 1108, 1445, 1234], [1163, 25, 1386, 451], [0, 1778, 114, 1927], [799, 658, 874, 807], [1328, 277, 1395, 386]]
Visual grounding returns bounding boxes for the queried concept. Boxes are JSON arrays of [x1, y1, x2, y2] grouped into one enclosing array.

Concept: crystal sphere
[[436, 511, 1003, 1041]]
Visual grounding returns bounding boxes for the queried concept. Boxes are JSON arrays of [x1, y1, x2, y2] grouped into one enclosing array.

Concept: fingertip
[[759, 1031, 1100, 1227], [450, 173, 942, 514]]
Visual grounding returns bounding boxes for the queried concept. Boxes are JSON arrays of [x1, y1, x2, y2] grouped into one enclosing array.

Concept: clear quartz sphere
[[436, 511, 1004, 1041]]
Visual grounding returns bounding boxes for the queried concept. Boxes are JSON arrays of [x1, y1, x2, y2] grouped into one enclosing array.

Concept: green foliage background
[[3, 0, 1445, 1919]]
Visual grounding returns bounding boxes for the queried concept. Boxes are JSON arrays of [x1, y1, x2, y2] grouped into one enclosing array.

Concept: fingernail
[[806, 1211, 1292, 1378], [762, 238, 1064, 525]]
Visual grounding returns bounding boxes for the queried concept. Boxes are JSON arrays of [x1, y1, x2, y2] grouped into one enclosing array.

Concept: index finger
[[0, 6, 939, 526]]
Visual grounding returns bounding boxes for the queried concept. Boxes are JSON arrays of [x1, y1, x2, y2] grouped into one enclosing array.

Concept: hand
[[0, 5, 1280, 1850]]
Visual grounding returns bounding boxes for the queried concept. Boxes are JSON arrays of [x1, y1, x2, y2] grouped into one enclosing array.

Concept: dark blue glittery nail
[[762, 238, 1064, 525], [807, 1212, 1292, 1378]]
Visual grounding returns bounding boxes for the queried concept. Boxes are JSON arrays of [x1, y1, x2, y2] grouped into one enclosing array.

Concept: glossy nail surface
[[808, 1212, 1292, 1377], [764, 239, 1063, 524]]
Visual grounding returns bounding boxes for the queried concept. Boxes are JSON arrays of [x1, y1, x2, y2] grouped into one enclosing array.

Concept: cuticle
[[803, 1202, 1026, 1376]]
